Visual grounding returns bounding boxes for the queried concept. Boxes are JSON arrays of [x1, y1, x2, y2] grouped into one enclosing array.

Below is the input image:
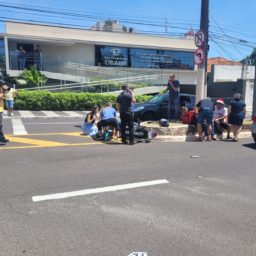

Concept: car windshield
[[148, 94, 168, 104]]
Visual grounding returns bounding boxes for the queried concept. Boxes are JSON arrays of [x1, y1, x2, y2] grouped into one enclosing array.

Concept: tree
[[18, 66, 47, 88]]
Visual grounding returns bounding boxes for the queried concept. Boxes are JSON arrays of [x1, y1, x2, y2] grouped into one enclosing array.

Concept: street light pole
[[196, 0, 209, 103]]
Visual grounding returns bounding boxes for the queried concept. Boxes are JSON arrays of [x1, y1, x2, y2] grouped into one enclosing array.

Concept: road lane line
[[12, 118, 28, 135], [32, 179, 170, 202], [63, 111, 83, 117], [18, 111, 35, 118], [41, 111, 60, 118], [5, 132, 87, 137], [8, 136, 68, 147], [23, 122, 81, 125], [0, 141, 101, 150]]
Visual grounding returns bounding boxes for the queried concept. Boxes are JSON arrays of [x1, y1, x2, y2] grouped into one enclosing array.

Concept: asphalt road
[[1, 117, 256, 256]]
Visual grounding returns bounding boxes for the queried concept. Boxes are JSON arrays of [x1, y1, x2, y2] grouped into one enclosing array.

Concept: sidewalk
[[142, 121, 253, 142]]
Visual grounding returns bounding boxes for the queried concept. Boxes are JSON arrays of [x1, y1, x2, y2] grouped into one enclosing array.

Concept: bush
[[14, 91, 152, 111]]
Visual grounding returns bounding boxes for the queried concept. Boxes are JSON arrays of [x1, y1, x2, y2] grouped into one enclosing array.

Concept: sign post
[[195, 30, 206, 103]]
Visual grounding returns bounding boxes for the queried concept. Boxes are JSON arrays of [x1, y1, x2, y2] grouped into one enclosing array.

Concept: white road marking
[[23, 122, 81, 125], [19, 110, 35, 118], [32, 179, 169, 202], [63, 111, 83, 117], [41, 111, 60, 118], [12, 118, 28, 135]]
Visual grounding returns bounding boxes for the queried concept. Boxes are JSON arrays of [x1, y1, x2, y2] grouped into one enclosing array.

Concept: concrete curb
[[155, 132, 252, 142]]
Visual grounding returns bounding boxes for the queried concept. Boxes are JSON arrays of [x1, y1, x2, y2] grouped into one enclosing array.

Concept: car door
[[157, 94, 169, 119]]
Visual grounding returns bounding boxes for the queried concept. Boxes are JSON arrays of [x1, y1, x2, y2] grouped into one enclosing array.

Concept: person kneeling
[[97, 103, 119, 138], [83, 106, 99, 137]]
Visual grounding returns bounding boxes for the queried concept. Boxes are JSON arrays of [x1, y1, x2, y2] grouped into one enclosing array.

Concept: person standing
[[5, 86, 18, 116], [117, 84, 135, 145], [0, 86, 9, 145], [164, 74, 180, 121], [196, 97, 214, 142], [228, 93, 246, 142], [17, 46, 26, 70], [34, 45, 42, 71]]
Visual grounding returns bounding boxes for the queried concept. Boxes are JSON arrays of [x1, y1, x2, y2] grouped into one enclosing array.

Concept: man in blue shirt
[[196, 97, 214, 142], [164, 74, 180, 121], [97, 103, 119, 138]]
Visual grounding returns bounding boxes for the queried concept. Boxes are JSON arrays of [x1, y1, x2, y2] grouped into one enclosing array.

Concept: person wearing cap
[[228, 93, 246, 142], [164, 74, 180, 121], [213, 98, 231, 140]]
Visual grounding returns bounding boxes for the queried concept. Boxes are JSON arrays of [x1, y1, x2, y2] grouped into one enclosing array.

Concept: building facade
[[0, 21, 198, 87]]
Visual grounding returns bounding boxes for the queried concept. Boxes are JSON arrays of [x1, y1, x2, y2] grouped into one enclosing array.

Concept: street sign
[[195, 30, 205, 47], [194, 48, 204, 65]]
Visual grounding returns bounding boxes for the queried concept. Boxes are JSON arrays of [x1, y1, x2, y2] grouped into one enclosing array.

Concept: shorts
[[6, 100, 14, 109], [197, 108, 213, 125], [97, 118, 119, 131]]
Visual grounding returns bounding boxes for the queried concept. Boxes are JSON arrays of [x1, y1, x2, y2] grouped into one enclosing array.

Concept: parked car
[[251, 114, 256, 143], [133, 93, 195, 121]]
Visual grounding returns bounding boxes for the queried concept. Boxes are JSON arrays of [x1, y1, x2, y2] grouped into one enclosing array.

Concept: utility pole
[[196, 0, 209, 103]]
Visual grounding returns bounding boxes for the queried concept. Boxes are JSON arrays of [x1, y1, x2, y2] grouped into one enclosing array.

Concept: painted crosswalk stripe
[[32, 179, 170, 202], [12, 118, 28, 135], [41, 111, 60, 118], [18, 111, 35, 118], [63, 111, 83, 117]]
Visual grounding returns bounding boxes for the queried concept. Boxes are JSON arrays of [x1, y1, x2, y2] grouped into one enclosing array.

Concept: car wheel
[[142, 112, 157, 121], [253, 134, 256, 143]]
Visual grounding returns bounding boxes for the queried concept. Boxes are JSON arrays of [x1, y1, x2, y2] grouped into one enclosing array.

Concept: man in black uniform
[[117, 84, 135, 145]]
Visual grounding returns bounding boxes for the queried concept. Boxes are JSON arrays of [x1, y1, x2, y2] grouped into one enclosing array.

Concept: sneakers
[[233, 137, 239, 142]]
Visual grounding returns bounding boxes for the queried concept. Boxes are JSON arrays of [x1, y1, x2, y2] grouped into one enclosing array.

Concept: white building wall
[[214, 65, 255, 82], [6, 21, 196, 51]]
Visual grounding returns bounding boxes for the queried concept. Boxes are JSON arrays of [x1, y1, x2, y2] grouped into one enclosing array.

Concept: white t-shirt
[[214, 106, 227, 119], [5, 88, 17, 101]]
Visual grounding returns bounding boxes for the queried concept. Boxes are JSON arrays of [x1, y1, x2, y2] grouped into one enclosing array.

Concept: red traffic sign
[[195, 30, 205, 47], [194, 48, 204, 65]]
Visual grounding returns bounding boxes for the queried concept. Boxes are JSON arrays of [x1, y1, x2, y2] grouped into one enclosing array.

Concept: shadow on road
[[242, 143, 256, 150]]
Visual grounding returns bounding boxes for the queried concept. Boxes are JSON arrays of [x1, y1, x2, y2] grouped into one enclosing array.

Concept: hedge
[[14, 91, 152, 111]]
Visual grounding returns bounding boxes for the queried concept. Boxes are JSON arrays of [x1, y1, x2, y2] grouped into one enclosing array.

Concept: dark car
[[133, 93, 195, 121]]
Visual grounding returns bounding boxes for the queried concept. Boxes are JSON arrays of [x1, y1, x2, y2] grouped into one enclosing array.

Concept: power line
[[210, 38, 237, 60], [0, 3, 199, 31], [210, 14, 245, 59]]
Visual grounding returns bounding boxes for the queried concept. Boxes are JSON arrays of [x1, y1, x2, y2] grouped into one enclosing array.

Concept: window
[[95, 45, 194, 70], [148, 94, 168, 104], [0, 39, 5, 71]]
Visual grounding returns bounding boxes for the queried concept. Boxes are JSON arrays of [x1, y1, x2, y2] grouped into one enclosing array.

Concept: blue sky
[[0, 0, 255, 60]]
